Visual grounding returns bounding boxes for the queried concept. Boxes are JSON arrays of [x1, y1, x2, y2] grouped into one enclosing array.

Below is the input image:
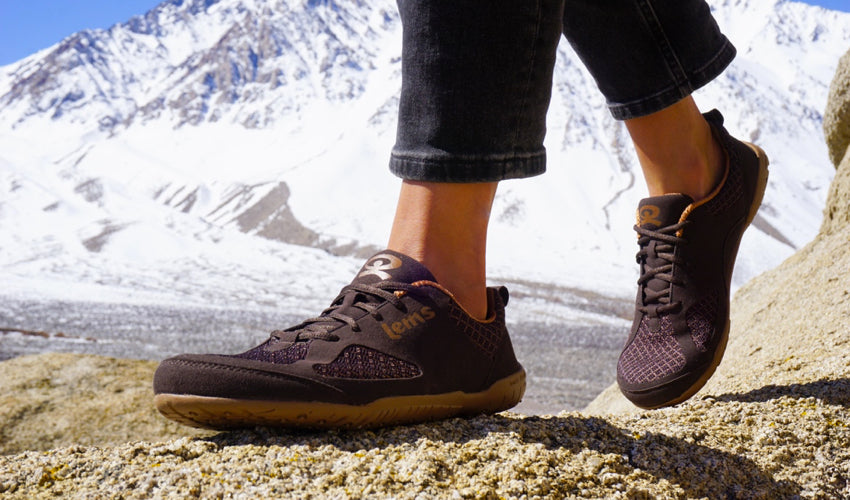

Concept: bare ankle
[[440, 281, 489, 321], [387, 180, 496, 320], [627, 97, 726, 201], [387, 246, 489, 320]]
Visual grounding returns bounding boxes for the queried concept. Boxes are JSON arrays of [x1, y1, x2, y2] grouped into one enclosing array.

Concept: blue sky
[[0, 0, 848, 66]]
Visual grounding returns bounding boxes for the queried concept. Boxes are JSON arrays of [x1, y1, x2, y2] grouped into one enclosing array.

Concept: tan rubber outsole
[[743, 142, 771, 226], [155, 369, 526, 430]]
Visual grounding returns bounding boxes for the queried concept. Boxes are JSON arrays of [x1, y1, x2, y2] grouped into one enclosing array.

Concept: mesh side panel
[[687, 292, 719, 352], [232, 340, 310, 364], [705, 151, 744, 216], [618, 316, 686, 385], [448, 302, 504, 359], [313, 345, 421, 379]]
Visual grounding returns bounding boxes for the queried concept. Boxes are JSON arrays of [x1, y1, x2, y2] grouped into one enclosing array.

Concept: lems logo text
[[381, 306, 436, 339]]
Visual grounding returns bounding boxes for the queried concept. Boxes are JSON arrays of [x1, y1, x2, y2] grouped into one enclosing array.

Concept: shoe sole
[[154, 368, 526, 430], [625, 142, 770, 410]]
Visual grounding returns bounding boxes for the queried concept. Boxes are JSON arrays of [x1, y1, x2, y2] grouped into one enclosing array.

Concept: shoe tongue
[[637, 194, 693, 229], [351, 250, 437, 285]]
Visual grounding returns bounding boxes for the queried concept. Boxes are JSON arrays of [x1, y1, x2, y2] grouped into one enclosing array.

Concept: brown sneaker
[[617, 110, 770, 409], [153, 250, 525, 429]]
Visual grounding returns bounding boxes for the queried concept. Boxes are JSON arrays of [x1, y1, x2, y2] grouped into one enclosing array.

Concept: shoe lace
[[269, 281, 413, 343], [634, 221, 689, 317]]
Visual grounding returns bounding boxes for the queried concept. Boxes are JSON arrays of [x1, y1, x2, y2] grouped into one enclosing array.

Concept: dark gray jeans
[[390, 0, 736, 182]]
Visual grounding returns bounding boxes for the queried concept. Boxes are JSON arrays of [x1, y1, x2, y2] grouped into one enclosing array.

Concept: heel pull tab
[[497, 286, 509, 307]]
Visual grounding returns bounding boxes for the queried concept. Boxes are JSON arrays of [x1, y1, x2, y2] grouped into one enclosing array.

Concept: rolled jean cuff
[[607, 38, 737, 120], [389, 150, 547, 183]]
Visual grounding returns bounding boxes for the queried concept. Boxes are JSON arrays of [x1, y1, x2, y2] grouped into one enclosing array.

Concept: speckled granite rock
[[1, 386, 847, 498], [3, 174, 849, 500], [822, 49, 850, 236], [0, 353, 211, 456], [824, 48, 850, 168], [3, 48, 850, 500]]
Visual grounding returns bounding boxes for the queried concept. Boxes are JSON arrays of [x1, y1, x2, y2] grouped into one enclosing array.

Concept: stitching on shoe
[[164, 358, 339, 389]]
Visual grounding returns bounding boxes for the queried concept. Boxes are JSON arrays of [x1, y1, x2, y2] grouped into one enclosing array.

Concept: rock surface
[[0, 365, 847, 498], [824, 48, 850, 168], [0, 354, 211, 456], [2, 49, 850, 500]]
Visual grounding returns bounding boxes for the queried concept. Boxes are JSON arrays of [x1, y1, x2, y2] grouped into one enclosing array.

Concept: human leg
[[388, 180, 497, 320], [386, 0, 565, 319], [562, 0, 768, 407], [388, 0, 564, 319], [562, 0, 733, 200], [562, 0, 736, 122], [620, 112, 768, 408], [391, 0, 563, 182], [625, 95, 724, 201], [153, 0, 565, 429]]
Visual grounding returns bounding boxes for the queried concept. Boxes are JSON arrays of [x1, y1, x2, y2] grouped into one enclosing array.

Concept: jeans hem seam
[[389, 152, 547, 183]]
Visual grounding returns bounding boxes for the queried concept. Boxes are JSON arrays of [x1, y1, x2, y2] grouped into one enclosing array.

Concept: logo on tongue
[[358, 253, 402, 280], [638, 205, 663, 227]]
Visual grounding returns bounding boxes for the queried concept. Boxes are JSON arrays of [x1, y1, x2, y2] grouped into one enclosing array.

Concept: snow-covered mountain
[[1, 0, 849, 324]]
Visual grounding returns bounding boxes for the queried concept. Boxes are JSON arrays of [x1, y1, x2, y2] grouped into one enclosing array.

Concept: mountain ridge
[[1, 0, 848, 317], [0, 0, 397, 131]]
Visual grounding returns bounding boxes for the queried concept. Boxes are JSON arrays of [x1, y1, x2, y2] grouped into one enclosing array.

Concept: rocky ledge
[[2, 51, 850, 500]]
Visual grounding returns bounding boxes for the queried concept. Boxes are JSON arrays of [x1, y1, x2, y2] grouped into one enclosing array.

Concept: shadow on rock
[[713, 377, 850, 407], [200, 413, 801, 498]]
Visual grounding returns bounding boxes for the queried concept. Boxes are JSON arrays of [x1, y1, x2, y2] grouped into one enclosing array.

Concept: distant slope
[[0, 0, 848, 315]]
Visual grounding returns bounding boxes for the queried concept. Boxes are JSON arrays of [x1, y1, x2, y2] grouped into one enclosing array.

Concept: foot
[[617, 110, 770, 409], [153, 250, 525, 429]]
